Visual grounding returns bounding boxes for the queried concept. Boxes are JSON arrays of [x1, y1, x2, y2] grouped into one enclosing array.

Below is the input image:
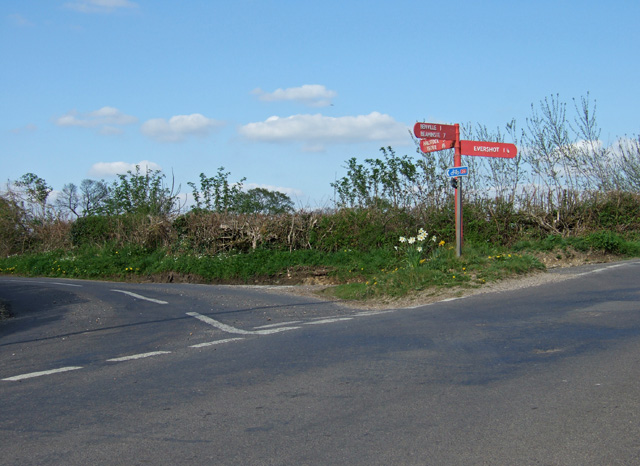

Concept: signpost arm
[[454, 124, 462, 257]]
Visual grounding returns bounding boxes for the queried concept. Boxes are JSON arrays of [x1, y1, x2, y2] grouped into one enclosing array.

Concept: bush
[[0, 196, 28, 256], [594, 191, 640, 231], [586, 231, 625, 254], [70, 215, 113, 246]]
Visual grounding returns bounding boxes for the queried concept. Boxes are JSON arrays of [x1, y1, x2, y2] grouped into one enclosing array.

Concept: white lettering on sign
[[419, 123, 438, 130], [420, 131, 442, 138], [474, 145, 500, 153]]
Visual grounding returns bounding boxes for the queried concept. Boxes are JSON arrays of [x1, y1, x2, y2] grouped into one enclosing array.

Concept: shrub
[[594, 191, 640, 231], [70, 215, 113, 246], [586, 231, 624, 254], [0, 196, 29, 256]]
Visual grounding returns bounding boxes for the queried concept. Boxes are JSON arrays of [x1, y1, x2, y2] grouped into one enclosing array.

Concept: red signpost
[[419, 138, 455, 153], [413, 122, 457, 141], [459, 140, 517, 158], [415, 122, 517, 256]]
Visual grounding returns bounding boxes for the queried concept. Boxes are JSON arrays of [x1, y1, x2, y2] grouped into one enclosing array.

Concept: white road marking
[[111, 290, 168, 304], [304, 318, 353, 325], [190, 338, 244, 348], [186, 312, 300, 335], [2, 366, 83, 381], [3, 279, 82, 287], [353, 310, 395, 317], [254, 321, 303, 329], [576, 262, 630, 277], [107, 351, 171, 362]]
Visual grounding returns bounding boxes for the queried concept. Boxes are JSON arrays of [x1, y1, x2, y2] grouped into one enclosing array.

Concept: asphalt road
[[1, 260, 640, 465]]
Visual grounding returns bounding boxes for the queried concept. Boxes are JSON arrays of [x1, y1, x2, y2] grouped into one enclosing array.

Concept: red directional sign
[[414, 122, 457, 140], [420, 138, 455, 153], [459, 140, 517, 158]]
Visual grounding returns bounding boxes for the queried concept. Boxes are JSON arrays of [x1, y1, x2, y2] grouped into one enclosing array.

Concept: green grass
[[328, 245, 545, 301], [0, 244, 395, 284], [1, 232, 639, 303]]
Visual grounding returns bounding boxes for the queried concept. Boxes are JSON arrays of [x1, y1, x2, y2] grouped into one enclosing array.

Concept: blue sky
[[2, 0, 639, 208]]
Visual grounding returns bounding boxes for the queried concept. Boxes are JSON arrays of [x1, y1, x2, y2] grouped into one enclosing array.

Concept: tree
[[13, 173, 52, 220], [101, 166, 181, 216], [234, 187, 294, 214], [331, 147, 431, 209], [188, 167, 245, 212], [55, 179, 110, 218]]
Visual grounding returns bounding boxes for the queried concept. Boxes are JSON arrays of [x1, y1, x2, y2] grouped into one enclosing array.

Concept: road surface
[[1, 260, 639, 465]]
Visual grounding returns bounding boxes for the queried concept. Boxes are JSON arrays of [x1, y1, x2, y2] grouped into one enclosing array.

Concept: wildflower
[[408, 237, 416, 244], [399, 236, 407, 243], [417, 246, 423, 252], [432, 235, 437, 242], [439, 240, 445, 247]]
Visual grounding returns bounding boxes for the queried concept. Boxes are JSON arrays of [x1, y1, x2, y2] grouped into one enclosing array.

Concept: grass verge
[[1, 233, 638, 304]]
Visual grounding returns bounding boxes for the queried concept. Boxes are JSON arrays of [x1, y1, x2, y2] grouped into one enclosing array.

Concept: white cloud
[[64, 0, 138, 13], [252, 84, 337, 107], [88, 160, 162, 177], [54, 106, 137, 133], [238, 112, 408, 149], [141, 113, 224, 142]]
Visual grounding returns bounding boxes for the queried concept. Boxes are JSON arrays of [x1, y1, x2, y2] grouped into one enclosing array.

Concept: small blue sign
[[446, 166, 469, 177]]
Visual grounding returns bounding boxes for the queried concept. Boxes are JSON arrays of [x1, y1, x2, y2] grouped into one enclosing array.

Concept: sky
[[2, 0, 639, 209]]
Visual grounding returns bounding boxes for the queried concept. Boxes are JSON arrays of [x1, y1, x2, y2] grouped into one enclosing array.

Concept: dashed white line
[[575, 262, 630, 277], [186, 312, 300, 335], [254, 321, 302, 329], [353, 310, 395, 317], [2, 366, 83, 381], [304, 317, 353, 325], [107, 351, 171, 362], [4, 279, 82, 287], [190, 338, 244, 348], [111, 290, 168, 304]]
